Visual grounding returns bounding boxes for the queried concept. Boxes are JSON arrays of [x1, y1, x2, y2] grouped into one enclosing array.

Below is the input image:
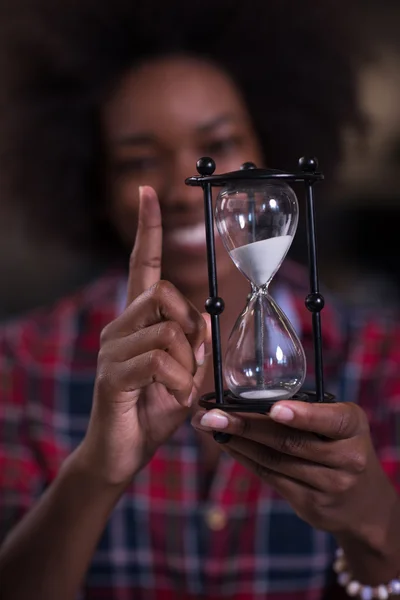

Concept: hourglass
[[185, 156, 334, 420]]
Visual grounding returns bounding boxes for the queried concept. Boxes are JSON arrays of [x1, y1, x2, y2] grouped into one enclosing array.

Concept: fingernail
[[195, 343, 205, 366], [187, 392, 194, 407], [200, 411, 229, 429], [270, 404, 294, 422]]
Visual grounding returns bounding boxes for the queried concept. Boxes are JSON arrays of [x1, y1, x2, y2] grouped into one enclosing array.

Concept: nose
[[160, 152, 204, 211]]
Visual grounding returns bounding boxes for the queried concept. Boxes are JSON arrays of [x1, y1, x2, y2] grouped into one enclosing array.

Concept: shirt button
[[205, 507, 228, 531]]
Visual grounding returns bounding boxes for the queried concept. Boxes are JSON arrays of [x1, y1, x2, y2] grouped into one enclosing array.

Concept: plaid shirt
[[1, 263, 399, 600]]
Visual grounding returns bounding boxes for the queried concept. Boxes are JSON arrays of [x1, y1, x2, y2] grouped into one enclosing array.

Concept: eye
[[112, 156, 160, 176], [202, 136, 243, 157]]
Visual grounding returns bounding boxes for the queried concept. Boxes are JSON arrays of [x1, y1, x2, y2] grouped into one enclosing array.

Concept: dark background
[[0, 0, 399, 320]]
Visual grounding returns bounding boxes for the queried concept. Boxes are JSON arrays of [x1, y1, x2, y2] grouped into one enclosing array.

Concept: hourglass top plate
[[185, 167, 324, 187]]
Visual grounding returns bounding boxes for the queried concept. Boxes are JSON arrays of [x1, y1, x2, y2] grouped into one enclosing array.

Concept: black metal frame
[[185, 156, 334, 424]]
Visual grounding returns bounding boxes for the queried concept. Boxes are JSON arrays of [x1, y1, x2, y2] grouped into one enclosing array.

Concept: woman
[[1, 1, 399, 599]]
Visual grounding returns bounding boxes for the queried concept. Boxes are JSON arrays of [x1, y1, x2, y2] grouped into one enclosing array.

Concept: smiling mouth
[[165, 223, 207, 247]]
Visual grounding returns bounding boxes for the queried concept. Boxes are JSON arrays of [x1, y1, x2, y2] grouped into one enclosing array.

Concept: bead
[[196, 157, 216, 176], [360, 587, 373, 600], [240, 161, 257, 170], [205, 297, 225, 316], [333, 557, 346, 573], [305, 293, 325, 313], [338, 572, 351, 586], [390, 579, 400, 593], [213, 431, 232, 445], [376, 585, 389, 599], [299, 156, 319, 172], [334, 547, 399, 600], [346, 581, 361, 596], [335, 548, 345, 559]]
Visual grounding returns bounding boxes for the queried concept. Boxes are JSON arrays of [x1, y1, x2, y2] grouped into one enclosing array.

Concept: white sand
[[230, 236, 293, 287], [240, 389, 290, 400]]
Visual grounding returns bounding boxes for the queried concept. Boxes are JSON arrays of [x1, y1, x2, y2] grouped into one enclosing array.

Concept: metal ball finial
[[196, 157, 216, 176], [299, 156, 318, 173], [240, 161, 257, 170]]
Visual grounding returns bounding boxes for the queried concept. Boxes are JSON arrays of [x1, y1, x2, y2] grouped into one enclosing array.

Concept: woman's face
[[103, 55, 262, 292]]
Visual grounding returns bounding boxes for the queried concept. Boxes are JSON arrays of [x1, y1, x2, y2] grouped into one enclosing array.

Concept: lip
[[163, 223, 206, 255], [163, 222, 221, 256]]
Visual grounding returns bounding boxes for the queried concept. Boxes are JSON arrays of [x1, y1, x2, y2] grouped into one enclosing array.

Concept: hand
[[192, 400, 398, 544], [78, 186, 210, 486]]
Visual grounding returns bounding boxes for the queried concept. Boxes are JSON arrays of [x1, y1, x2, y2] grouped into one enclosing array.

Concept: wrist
[[338, 479, 400, 556], [65, 444, 132, 498], [335, 481, 400, 586], [334, 548, 400, 599]]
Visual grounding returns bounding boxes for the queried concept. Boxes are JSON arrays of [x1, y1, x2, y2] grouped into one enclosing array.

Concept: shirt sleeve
[[0, 330, 44, 543], [347, 315, 400, 493]]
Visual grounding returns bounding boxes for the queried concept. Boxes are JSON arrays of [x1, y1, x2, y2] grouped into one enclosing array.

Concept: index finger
[[126, 186, 162, 306], [269, 400, 368, 439]]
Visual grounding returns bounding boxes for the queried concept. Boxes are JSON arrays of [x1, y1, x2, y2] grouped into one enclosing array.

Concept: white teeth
[[167, 223, 206, 246]]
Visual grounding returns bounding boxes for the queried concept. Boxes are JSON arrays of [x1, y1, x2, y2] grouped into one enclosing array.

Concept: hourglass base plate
[[199, 389, 335, 414]]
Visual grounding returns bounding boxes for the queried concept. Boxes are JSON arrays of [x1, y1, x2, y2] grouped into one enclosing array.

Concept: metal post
[[304, 181, 325, 402], [203, 181, 225, 406]]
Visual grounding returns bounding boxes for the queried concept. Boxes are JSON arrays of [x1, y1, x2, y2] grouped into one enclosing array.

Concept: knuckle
[[148, 348, 168, 371], [334, 407, 353, 438], [142, 254, 161, 270], [280, 432, 307, 455], [174, 374, 193, 399], [259, 447, 282, 469], [100, 323, 113, 345], [95, 364, 115, 393], [129, 243, 162, 272], [236, 416, 251, 438], [152, 279, 175, 298], [159, 321, 182, 346], [97, 345, 109, 367], [129, 247, 157, 273], [332, 471, 354, 494], [347, 448, 368, 474], [149, 280, 176, 313]]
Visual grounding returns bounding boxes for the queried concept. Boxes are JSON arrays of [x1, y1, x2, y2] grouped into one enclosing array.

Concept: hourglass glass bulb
[[224, 290, 306, 400], [215, 180, 298, 287], [215, 179, 306, 402]]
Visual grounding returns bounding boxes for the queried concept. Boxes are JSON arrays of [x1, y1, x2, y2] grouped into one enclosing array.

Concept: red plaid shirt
[[0, 263, 399, 600]]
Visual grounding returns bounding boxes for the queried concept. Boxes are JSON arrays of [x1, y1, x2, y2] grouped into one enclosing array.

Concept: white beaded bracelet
[[333, 548, 400, 599]]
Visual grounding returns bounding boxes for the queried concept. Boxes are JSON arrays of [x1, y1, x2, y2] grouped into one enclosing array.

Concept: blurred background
[[322, 0, 400, 309], [0, 0, 399, 321]]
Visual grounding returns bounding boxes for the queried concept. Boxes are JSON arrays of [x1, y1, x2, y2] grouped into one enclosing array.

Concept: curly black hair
[[0, 0, 369, 257]]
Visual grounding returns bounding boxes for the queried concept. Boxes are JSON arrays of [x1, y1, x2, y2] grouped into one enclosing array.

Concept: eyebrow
[[114, 114, 237, 146], [196, 114, 237, 133]]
